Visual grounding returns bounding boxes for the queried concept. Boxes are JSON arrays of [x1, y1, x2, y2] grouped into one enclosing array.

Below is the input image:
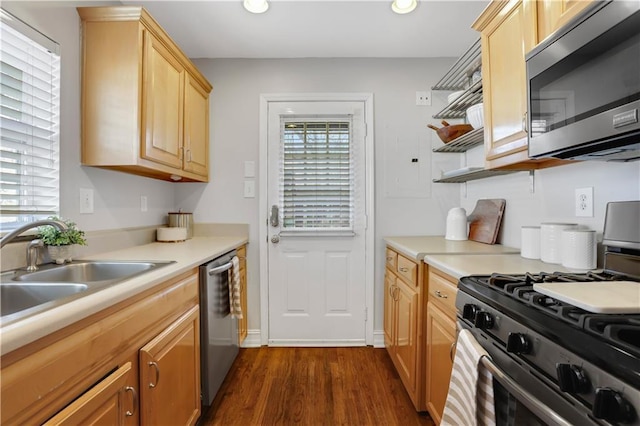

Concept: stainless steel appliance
[[456, 201, 640, 425], [199, 249, 239, 407], [526, 1, 640, 162]]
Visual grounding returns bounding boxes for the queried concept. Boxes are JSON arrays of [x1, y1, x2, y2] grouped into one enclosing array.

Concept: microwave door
[[526, 1, 640, 160]]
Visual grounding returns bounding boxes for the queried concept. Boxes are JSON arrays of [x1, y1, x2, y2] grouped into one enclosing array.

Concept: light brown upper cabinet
[[537, 0, 595, 42], [472, 0, 576, 170], [78, 7, 212, 182]]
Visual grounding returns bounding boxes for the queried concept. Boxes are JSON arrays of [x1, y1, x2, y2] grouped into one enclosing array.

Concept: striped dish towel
[[228, 256, 243, 319], [441, 329, 495, 426]]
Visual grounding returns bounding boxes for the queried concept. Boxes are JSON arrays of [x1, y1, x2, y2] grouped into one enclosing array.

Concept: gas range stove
[[456, 201, 640, 426]]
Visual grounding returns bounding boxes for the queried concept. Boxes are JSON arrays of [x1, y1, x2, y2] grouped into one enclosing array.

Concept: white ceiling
[[121, 0, 489, 59]]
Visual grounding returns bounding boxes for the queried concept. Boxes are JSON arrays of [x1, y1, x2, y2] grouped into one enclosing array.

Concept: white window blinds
[[0, 9, 60, 230], [280, 118, 354, 233]]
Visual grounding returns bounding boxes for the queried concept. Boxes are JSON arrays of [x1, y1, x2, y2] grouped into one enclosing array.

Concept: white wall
[[176, 58, 463, 333], [3, 2, 176, 232]]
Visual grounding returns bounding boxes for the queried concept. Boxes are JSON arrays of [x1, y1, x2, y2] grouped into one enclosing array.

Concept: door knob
[[271, 235, 280, 244]]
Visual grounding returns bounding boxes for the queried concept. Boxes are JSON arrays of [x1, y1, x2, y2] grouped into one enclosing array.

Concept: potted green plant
[[37, 216, 87, 264]]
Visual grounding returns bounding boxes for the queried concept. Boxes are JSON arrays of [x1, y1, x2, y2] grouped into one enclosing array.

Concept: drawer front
[[385, 249, 397, 270], [396, 254, 417, 287], [428, 271, 457, 316]]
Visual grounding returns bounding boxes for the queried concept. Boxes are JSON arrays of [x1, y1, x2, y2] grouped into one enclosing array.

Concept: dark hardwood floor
[[200, 346, 434, 426]]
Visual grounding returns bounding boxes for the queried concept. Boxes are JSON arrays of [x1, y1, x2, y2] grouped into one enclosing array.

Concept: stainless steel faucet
[[1, 219, 69, 271]]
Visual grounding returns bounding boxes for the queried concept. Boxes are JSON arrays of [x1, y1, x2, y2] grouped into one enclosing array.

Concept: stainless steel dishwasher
[[199, 249, 239, 408]]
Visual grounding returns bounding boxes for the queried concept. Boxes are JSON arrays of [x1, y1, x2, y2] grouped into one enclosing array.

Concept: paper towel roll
[[562, 229, 597, 270], [157, 227, 187, 242], [521, 226, 541, 259], [540, 223, 578, 264]]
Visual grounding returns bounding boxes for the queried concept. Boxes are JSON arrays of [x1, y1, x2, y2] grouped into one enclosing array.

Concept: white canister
[[562, 229, 597, 270], [540, 223, 578, 264], [521, 226, 541, 259], [445, 207, 468, 241]]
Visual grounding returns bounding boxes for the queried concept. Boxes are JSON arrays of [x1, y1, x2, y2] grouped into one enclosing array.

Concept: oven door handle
[[480, 355, 573, 426]]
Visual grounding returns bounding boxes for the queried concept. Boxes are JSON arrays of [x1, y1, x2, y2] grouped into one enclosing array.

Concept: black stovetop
[[458, 271, 640, 388]]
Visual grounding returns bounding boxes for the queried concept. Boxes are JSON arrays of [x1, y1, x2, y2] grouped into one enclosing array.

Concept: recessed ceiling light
[[392, 0, 417, 14], [244, 0, 269, 14]]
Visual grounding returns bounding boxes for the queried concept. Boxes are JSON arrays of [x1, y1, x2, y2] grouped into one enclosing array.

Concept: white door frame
[[259, 93, 375, 346]]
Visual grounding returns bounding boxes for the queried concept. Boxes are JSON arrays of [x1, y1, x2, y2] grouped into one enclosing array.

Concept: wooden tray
[[468, 199, 506, 245]]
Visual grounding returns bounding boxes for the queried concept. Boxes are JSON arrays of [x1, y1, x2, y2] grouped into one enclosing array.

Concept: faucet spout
[[0, 219, 69, 248]]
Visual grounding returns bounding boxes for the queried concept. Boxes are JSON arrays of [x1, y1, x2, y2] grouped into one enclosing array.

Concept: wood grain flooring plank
[[200, 347, 434, 426]]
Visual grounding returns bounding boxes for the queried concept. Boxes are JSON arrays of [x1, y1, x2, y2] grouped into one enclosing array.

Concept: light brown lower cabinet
[[237, 244, 248, 345], [44, 362, 135, 425], [424, 267, 459, 424], [425, 302, 456, 425], [0, 270, 201, 425], [140, 306, 200, 426]]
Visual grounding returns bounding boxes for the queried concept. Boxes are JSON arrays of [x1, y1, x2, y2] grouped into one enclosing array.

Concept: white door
[[267, 100, 367, 346]]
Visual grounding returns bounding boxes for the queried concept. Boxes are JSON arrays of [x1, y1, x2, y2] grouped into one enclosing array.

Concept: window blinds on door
[[279, 119, 354, 234], [0, 9, 60, 229]]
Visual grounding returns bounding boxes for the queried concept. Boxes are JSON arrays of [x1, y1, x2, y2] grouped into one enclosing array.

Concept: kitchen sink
[[12, 261, 163, 284], [0, 260, 175, 323], [1, 283, 88, 317]]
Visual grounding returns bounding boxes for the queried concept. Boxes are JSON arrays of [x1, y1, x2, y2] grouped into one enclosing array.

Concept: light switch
[[244, 180, 256, 198], [79, 188, 94, 214], [244, 161, 256, 178]]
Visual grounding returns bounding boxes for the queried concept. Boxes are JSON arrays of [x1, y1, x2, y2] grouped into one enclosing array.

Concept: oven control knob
[[506, 333, 530, 354], [593, 388, 636, 423], [556, 364, 590, 394], [474, 312, 494, 330], [462, 304, 478, 322]]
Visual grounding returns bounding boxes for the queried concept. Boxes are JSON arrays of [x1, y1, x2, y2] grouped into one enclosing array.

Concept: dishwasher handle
[[208, 261, 234, 276]]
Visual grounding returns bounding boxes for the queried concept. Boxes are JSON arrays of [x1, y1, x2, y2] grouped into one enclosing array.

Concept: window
[[0, 9, 60, 231], [279, 118, 354, 233]]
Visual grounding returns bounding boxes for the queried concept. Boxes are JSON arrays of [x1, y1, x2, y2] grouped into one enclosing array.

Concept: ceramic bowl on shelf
[[447, 90, 465, 104], [466, 103, 484, 129], [428, 120, 474, 143]]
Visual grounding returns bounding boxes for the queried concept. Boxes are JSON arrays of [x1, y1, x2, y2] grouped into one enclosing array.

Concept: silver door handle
[[271, 234, 280, 244], [270, 205, 279, 227], [208, 261, 233, 276], [148, 361, 160, 388], [125, 386, 137, 416]]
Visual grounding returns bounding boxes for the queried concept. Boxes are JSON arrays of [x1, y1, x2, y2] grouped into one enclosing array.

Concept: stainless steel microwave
[[526, 0, 640, 162]]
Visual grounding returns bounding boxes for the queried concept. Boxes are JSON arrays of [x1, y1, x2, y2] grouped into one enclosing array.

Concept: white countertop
[[0, 236, 247, 356], [384, 236, 520, 261], [424, 254, 579, 280]]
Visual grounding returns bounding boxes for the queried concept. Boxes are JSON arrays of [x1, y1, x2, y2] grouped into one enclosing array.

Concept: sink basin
[[1, 260, 175, 323], [1, 283, 88, 317], [13, 261, 161, 284]]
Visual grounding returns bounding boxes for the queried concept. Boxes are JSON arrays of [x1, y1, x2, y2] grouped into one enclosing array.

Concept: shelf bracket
[[529, 170, 535, 193]]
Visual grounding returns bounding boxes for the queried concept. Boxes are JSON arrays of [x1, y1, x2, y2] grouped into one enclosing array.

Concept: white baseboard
[[240, 329, 262, 348], [373, 330, 386, 348], [241, 329, 387, 348]]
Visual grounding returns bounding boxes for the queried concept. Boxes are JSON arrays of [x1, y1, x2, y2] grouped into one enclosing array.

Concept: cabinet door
[[426, 303, 456, 425], [394, 279, 419, 394], [183, 74, 209, 178], [140, 306, 200, 426], [383, 270, 396, 349], [44, 363, 135, 426], [141, 30, 184, 169], [481, 0, 538, 168], [537, 0, 594, 41]]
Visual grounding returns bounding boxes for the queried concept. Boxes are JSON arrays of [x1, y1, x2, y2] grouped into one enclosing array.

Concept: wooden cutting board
[[468, 199, 506, 244], [533, 281, 640, 314]]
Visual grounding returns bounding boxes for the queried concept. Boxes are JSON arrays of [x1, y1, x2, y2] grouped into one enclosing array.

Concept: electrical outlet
[[575, 187, 593, 217], [79, 188, 94, 214], [140, 195, 148, 212], [416, 91, 431, 106]]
